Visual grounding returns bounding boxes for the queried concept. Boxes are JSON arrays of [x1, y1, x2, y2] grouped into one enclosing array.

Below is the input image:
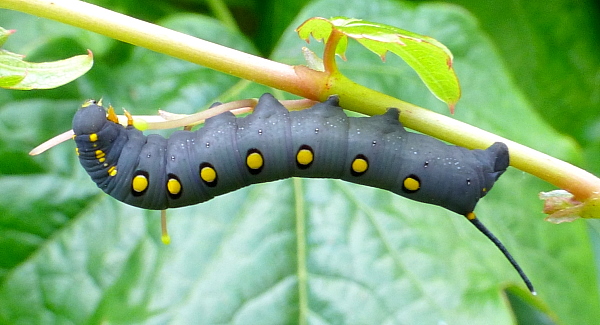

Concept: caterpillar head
[[72, 100, 110, 135], [452, 141, 510, 214], [394, 141, 510, 216]]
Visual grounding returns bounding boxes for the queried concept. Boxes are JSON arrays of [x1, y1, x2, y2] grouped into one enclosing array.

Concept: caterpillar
[[72, 93, 534, 293]]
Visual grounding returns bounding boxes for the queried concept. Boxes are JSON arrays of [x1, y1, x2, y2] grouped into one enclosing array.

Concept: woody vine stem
[[2, 0, 600, 206]]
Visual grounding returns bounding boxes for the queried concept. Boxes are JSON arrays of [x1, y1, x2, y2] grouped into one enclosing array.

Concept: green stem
[[326, 75, 600, 201], [0, 0, 325, 98], [323, 29, 342, 73], [2, 0, 600, 203]]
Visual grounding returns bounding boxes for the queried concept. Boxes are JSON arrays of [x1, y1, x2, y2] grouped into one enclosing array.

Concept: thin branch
[[0, 0, 325, 98]]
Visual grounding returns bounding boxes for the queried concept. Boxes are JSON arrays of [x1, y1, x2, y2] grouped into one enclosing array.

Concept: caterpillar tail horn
[[465, 212, 536, 295]]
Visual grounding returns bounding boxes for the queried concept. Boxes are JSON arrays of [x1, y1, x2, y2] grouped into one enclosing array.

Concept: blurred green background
[[1, 0, 599, 324]]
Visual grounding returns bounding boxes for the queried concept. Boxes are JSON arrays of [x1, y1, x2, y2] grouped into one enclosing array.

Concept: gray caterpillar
[[72, 93, 534, 293]]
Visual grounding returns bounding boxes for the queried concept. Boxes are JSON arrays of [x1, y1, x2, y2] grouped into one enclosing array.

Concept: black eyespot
[[246, 148, 264, 175], [199, 162, 218, 187], [166, 173, 183, 199], [402, 174, 421, 193], [350, 154, 369, 176], [131, 170, 149, 196], [296, 145, 314, 169]]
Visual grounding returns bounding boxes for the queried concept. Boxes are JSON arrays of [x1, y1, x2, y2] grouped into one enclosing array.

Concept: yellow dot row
[[74, 133, 117, 177]]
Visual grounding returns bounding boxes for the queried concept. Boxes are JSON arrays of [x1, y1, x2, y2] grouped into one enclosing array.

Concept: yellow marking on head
[[200, 166, 217, 183], [89, 133, 98, 142], [403, 177, 420, 192], [167, 178, 181, 195], [246, 152, 264, 170], [466, 212, 476, 220], [124, 109, 134, 127], [95, 150, 106, 159], [132, 174, 149, 193], [351, 158, 368, 173], [107, 106, 119, 123], [107, 166, 117, 176], [296, 149, 314, 165]]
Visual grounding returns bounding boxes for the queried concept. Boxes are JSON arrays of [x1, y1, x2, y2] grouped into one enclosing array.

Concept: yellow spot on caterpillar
[[200, 166, 217, 183], [296, 149, 314, 165], [403, 177, 420, 192], [89, 133, 98, 142], [95, 150, 105, 159], [72, 134, 76, 140], [246, 152, 264, 170], [351, 158, 368, 173], [75, 147, 79, 156], [99, 157, 105, 163], [167, 178, 181, 195], [466, 212, 476, 220], [482, 188, 487, 192], [107, 105, 119, 123], [132, 174, 149, 193], [107, 166, 117, 176]]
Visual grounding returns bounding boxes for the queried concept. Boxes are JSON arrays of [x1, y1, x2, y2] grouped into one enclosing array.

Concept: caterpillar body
[[72, 93, 534, 293], [73, 93, 507, 213]]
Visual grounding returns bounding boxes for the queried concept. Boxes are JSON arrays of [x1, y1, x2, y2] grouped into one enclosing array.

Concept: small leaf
[[539, 190, 600, 223], [0, 27, 16, 47], [297, 17, 460, 111], [0, 74, 26, 88], [0, 49, 93, 90]]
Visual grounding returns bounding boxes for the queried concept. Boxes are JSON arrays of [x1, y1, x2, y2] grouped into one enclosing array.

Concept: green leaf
[[0, 74, 25, 88], [0, 27, 15, 47], [297, 16, 460, 110], [440, 0, 600, 150], [0, 49, 93, 90]]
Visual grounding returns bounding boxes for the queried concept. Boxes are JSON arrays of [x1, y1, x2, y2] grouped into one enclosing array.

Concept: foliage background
[[1, 0, 599, 324]]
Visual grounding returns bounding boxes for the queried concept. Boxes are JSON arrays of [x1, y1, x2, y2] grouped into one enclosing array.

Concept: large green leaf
[[0, 0, 598, 324], [433, 0, 600, 147]]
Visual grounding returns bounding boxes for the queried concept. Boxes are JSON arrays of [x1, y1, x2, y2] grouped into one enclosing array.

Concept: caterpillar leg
[[465, 212, 536, 295], [161, 209, 171, 245]]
